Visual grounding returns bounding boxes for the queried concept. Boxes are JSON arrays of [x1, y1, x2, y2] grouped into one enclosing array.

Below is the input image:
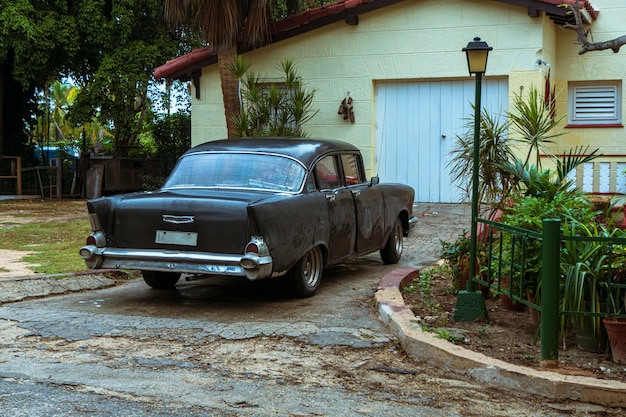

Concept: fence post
[[541, 218, 560, 366]]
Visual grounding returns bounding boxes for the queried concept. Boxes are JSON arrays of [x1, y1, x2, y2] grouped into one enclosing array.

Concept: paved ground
[[0, 202, 472, 302], [2, 201, 625, 409]]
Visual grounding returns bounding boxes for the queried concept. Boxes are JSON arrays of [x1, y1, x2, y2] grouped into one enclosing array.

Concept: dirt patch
[[0, 199, 87, 278], [402, 266, 626, 382], [0, 249, 38, 277], [0, 198, 87, 224]]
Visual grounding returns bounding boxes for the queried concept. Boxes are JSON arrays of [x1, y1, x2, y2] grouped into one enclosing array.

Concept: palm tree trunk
[[218, 45, 240, 139]]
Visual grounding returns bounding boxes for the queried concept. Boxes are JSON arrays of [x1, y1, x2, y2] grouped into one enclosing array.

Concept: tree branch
[[563, 0, 626, 54]]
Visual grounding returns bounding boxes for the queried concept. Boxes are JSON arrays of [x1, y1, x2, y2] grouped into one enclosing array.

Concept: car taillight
[[245, 242, 259, 254], [86, 235, 97, 246]]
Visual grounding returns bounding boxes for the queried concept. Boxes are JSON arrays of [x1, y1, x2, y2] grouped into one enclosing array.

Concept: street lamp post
[[453, 37, 492, 322]]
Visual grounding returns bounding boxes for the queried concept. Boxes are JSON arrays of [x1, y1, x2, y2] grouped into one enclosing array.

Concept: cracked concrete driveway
[[0, 202, 622, 416]]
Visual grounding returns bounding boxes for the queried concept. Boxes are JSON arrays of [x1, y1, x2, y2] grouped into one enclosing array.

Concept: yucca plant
[[230, 57, 318, 138], [509, 86, 565, 169], [448, 106, 515, 208]]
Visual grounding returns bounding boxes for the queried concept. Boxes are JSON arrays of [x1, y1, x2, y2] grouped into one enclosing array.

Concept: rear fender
[[379, 184, 415, 241], [248, 194, 329, 273]]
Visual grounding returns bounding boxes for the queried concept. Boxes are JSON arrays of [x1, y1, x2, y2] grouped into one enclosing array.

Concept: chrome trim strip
[[162, 215, 195, 224], [81, 247, 273, 281]]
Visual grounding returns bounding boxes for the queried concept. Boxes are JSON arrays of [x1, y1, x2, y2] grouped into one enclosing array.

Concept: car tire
[[141, 271, 181, 289], [380, 217, 403, 264], [289, 246, 323, 298]]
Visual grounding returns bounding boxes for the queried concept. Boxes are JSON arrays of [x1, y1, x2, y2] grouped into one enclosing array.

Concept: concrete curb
[[375, 268, 626, 408], [0, 271, 116, 304]]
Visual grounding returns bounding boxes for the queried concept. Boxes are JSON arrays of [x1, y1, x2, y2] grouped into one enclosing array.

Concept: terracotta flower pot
[[500, 293, 526, 312], [527, 290, 540, 326], [457, 254, 489, 297], [499, 276, 525, 312], [575, 316, 608, 353], [603, 318, 626, 364]]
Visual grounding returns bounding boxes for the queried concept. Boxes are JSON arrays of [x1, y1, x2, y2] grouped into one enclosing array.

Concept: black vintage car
[[80, 138, 416, 297]]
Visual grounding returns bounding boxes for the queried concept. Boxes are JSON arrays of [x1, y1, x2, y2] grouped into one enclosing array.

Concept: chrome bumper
[[408, 216, 418, 234], [79, 246, 273, 281]]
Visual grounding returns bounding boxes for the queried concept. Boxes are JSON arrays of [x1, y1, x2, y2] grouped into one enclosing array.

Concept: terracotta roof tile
[[538, 0, 599, 19], [156, 0, 374, 80], [154, 47, 215, 80]]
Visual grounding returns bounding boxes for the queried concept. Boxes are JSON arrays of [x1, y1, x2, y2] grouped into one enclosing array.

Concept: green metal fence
[[473, 217, 626, 362]]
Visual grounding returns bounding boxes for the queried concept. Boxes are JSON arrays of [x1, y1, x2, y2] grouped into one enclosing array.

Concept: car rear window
[[163, 152, 306, 193]]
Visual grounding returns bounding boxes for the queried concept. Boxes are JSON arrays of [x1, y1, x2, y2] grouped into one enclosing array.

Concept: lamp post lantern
[[454, 37, 492, 322]]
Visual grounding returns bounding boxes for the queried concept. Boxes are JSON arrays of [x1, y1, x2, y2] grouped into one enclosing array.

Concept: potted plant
[[494, 144, 600, 315], [440, 231, 493, 296], [561, 220, 625, 353], [602, 246, 626, 364], [440, 232, 471, 293]]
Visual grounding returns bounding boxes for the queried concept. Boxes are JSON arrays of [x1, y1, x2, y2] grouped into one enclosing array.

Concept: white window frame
[[568, 81, 622, 126]]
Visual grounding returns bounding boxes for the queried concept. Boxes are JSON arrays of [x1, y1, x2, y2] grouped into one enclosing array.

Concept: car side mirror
[[370, 176, 380, 185]]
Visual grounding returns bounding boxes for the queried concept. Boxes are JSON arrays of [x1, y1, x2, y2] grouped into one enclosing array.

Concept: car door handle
[[325, 194, 336, 202], [352, 190, 361, 197]]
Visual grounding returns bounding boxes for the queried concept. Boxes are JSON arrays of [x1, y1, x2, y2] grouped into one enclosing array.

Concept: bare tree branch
[[563, 0, 626, 54]]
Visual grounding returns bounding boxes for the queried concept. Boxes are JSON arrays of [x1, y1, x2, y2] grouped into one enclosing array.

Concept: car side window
[[315, 156, 340, 190], [340, 153, 364, 185]]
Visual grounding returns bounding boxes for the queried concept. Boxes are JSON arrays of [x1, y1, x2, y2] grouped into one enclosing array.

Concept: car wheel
[[289, 246, 323, 298], [141, 271, 181, 289], [380, 217, 403, 264]]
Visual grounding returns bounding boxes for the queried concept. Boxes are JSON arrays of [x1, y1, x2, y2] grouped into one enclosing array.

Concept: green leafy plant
[[402, 269, 441, 313], [434, 328, 465, 344], [477, 325, 490, 342], [448, 106, 515, 208], [498, 189, 597, 299], [508, 86, 565, 169], [440, 232, 470, 289], [231, 57, 319, 138], [151, 111, 191, 177], [497, 145, 600, 201], [561, 220, 626, 343]]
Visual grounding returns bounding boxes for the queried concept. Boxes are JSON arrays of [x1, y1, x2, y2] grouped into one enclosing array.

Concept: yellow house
[[155, 0, 624, 203]]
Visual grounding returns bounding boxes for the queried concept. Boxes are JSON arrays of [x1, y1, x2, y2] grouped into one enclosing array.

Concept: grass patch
[[0, 219, 91, 274], [434, 328, 465, 344], [401, 268, 441, 314]]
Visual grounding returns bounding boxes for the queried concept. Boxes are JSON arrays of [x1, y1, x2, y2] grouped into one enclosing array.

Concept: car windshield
[[163, 152, 306, 193]]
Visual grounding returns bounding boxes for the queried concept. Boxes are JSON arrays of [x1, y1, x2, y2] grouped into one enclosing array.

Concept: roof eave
[[495, 0, 598, 25], [154, 0, 599, 81]]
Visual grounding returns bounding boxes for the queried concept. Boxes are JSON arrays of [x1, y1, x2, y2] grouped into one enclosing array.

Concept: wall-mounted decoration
[[338, 93, 355, 123]]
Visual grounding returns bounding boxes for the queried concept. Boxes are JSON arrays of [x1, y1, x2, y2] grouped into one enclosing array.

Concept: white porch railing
[[565, 156, 626, 195]]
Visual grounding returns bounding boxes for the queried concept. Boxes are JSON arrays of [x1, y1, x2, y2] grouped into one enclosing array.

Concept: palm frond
[[556, 145, 602, 184]]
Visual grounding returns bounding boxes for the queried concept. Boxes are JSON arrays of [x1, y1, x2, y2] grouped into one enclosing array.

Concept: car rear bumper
[[79, 246, 273, 280]]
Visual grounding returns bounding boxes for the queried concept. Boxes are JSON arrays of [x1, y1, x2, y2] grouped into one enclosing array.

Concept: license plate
[[155, 230, 198, 246]]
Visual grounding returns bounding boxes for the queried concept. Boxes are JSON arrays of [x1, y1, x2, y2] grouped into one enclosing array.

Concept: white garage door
[[375, 78, 509, 203]]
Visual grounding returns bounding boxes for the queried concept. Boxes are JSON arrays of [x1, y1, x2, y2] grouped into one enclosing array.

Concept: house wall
[[552, 0, 626, 156], [191, 0, 623, 176]]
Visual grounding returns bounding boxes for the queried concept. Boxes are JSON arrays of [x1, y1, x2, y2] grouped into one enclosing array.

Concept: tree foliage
[[67, 0, 196, 155], [0, 0, 79, 86], [0, 0, 80, 155], [152, 111, 191, 175], [163, 0, 335, 138], [0, 0, 200, 158]]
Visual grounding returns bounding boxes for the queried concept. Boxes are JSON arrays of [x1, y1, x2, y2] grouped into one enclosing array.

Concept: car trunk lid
[[96, 190, 266, 254]]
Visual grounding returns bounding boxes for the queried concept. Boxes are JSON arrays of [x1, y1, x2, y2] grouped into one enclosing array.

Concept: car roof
[[184, 137, 360, 168]]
